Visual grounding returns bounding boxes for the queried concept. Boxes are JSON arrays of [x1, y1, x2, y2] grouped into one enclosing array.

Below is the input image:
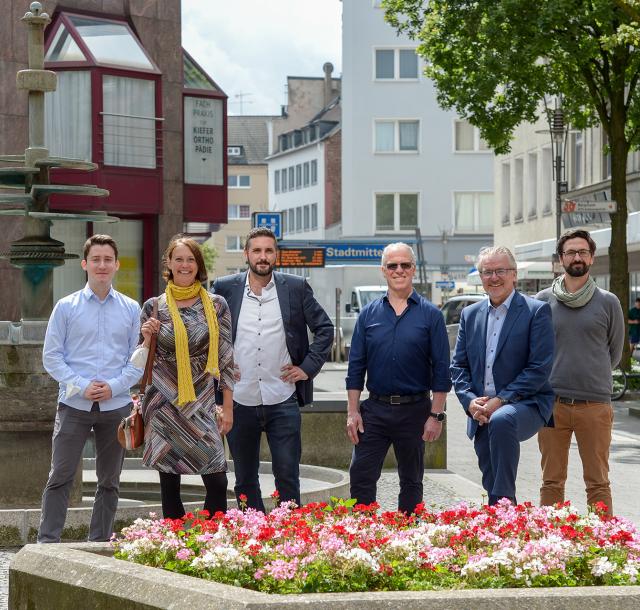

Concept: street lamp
[[544, 96, 569, 273]]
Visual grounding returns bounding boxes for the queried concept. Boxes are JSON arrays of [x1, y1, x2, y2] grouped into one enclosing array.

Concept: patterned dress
[[139, 293, 234, 474]]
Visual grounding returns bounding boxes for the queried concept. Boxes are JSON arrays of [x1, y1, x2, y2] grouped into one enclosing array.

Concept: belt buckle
[[390, 395, 401, 405]]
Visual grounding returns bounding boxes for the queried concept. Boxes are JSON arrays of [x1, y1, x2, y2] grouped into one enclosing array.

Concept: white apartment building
[[341, 0, 494, 288], [494, 109, 640, 295], [268, 98, 341, 241]]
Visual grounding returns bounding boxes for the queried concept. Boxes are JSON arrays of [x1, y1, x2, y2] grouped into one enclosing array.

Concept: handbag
[[118, 298, 158, 450]]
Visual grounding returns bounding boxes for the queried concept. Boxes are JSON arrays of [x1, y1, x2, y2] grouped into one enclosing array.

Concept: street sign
[[435, 280, 455, 290], [276, 247, 325, 268], [324, 243, 386, 263], [253, 212, 282, 239], [562, 199, 617, 213]]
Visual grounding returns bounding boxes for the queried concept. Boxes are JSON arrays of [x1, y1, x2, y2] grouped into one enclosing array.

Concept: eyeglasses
[[562, 249, 591, 259], [385, 262, 414, 271], [479, 268, 515, 278]]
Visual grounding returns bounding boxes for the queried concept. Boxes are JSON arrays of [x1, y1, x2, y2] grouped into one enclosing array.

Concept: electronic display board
[[276, 247, 325, 268]]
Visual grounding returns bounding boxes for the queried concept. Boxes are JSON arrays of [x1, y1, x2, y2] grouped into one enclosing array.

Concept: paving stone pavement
[[0, 549, 15, 610]]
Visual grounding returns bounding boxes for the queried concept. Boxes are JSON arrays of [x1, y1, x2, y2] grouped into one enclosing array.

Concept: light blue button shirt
[[42, 284, 143, 412], [483, 290, 516, 396]]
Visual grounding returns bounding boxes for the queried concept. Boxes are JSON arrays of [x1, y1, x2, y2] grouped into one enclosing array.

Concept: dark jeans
[[349, 397, 429, 514], [159, 471, 228, 519], [227, 395, 301, 512]]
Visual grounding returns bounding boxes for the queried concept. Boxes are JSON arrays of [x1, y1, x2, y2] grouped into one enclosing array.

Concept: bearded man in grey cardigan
[[536, 229, 624, 514]]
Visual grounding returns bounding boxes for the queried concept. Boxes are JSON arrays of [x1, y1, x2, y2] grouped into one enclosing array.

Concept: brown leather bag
[[118, 298, 158, 450]]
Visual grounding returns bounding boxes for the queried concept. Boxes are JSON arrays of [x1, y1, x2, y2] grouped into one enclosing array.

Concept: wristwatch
[[428, 411, 446, 422], [497, 396, 509, 406]]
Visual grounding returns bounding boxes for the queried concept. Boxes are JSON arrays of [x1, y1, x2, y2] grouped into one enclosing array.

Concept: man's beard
[[564, 261, 591, 278], [249, 260, 274, 277]]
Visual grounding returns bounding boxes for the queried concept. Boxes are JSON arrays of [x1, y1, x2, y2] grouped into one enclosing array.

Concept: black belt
[[369, 392, 429, 405], [556, 396, 589, 405]]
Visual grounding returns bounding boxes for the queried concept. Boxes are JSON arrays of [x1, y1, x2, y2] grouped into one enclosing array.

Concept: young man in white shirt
[[213, 228, 333, 511], [38, 234, 142, 543]]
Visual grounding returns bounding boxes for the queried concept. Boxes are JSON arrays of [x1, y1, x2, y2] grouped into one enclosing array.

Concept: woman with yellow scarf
[[138, 235, 234, 519]]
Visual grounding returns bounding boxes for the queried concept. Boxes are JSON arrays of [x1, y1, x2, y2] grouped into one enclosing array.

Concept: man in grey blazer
[[213, 228, 333, 511]]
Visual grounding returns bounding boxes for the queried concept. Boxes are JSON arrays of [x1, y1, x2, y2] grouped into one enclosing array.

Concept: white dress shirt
[[233, 276, 295, 406], [483, 289, 515, 397], [42, 284, 142, 412]]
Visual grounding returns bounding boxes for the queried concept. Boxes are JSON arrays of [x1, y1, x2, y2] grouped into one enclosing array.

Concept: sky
[[181, 0, 343, 116]]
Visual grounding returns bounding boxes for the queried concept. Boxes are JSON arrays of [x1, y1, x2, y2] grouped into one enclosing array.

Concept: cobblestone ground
[[0, 473, 461, 606]]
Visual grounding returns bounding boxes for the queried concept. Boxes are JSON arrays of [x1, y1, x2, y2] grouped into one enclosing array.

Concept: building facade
[[268, 95, 341, 241], [494, 105, 640, 296], [0, 0, 227, 318], [341, 0, 494, 297], [210, 115, 273, 277]]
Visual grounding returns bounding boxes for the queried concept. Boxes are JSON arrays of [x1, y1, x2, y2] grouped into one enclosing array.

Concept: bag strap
[[140, 298, 158, 394]]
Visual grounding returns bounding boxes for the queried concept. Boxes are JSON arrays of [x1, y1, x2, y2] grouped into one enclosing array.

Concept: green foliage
[[200, 242, 217, 274], [383, 0, 640, 154]]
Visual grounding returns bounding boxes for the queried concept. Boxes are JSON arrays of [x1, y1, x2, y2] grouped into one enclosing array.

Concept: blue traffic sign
[[253, 212, 282, 239], [435, 280, 456, 290]]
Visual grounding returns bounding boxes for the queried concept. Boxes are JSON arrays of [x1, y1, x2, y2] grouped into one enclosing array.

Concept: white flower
[[191, 546, 252, 571], [590, 556, 617, 577], [335, 547, 379, 572]]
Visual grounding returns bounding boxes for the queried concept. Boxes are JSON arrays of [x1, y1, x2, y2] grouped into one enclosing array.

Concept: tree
[[384, 0, 640, 366], [200, 242, 218, 289]]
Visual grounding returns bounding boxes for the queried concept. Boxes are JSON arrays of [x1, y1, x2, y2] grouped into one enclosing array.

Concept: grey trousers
[[37, 402, 130, 543]]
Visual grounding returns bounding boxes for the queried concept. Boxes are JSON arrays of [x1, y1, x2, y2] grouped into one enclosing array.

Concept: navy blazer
[[450, 291, 555, 439], [212, 271, 334, 407]]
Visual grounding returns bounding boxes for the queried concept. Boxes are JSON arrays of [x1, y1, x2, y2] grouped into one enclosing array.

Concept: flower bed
[[112, 499, 640, 594]]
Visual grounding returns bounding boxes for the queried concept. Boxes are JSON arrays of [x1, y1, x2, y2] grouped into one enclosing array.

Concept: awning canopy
[[467, 261, 554, 285]]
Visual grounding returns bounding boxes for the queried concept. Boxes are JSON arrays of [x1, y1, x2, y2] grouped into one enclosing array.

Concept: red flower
[[239, 494, 248, 502]]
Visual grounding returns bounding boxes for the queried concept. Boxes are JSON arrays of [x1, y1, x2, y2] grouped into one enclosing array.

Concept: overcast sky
[[181, 0, 342, 116]]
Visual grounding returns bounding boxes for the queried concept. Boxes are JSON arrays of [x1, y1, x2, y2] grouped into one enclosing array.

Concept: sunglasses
[[385, 262, 413, 271]]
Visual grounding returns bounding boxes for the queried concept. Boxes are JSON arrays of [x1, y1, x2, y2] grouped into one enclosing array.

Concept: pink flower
[[176, 548, 193, 561]]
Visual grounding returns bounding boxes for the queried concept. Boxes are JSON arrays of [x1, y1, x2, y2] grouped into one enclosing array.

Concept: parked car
[[441, 294, 487, 352]]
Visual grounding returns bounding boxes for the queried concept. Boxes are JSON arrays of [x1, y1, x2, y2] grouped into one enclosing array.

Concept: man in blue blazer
[[213, 228, 333, 511], [450, 246, 554, 505]]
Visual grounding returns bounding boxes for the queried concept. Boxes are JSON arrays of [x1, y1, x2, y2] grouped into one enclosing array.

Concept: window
[[375, 119, 419, 153], [454, 193, 493, 233], [282, 210, 287, 235], [227, 146, 242, 156], [228, 204, 250, 220], [542, 147, 552, 215], [102, 75, 156, 168], [502, 163, 511, 224], [281, 168, 287, 192], [454, 120, 489, 152], [311, 159, 318, 184], [288, 208, 295, 233], [303, 205, 310, 231], [303, 162, 310, 186], [311, 203, 318, 230], [45, 23, 86, 62], [295, 207, 303, 232], [45, 71, 92, 161], [514, 158, 524, 222], [288, 166, 295, 190], [573, 132, 584, 187], [375, 48, 419, 80], [274, 169, 280, 193], [229, 174, 250, 188], [225, 235, 244, 252], [602, 129, 611, 180], [375, 193, 418, 232], [296, 164, 302, 189], [527, 153, 537, 218]]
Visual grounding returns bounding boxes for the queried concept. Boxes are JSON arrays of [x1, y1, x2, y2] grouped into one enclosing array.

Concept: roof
[[227, 116, 277, 164]]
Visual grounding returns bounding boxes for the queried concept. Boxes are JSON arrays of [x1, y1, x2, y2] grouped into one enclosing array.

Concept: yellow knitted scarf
[[165, 280, 219, 406]]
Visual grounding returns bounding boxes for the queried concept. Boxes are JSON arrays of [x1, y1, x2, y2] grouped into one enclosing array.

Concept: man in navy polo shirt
[[346, 242, 451, 514]]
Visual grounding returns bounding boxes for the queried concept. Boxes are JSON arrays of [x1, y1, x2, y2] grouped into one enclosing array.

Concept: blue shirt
[[484, 290, 515, 396], [346, 290, 452, 395], [42, 284, 143, 412]]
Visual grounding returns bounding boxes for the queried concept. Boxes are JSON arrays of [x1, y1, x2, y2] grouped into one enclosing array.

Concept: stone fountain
[[0, 2, 117, 513]]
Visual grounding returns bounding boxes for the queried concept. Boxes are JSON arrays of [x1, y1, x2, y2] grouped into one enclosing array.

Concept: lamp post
[[545, 96, 569, 273]]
